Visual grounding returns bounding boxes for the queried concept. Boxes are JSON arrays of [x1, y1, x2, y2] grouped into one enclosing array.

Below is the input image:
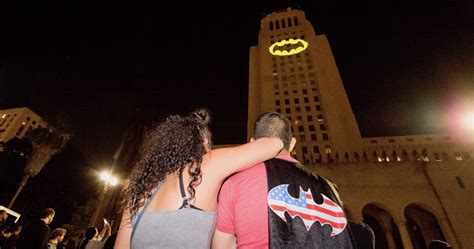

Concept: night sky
[[0, 0, 473, 165]]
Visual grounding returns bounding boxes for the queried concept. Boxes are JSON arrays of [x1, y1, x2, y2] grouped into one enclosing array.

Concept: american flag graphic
[[268, 184, 348, 236]]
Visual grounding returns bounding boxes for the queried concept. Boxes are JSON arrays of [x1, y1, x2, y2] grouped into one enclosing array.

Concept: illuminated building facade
[[0, 107, 46, 148], [248, 8, 473, 248]]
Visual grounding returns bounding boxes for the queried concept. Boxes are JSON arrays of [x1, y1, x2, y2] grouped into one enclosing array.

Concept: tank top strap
[[131, 175, 169, 243]]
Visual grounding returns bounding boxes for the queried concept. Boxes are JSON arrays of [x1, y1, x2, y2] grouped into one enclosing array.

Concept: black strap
[[179, 169, 190, 208]]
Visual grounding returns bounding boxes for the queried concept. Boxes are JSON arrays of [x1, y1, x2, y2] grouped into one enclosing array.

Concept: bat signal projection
[[268, 38, 309, 56]]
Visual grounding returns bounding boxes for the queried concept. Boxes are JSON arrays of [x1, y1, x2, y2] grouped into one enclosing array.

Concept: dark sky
[[1, 0, 473, 164]]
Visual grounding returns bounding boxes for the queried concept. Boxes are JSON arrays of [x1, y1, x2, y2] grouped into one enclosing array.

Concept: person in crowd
[[212, 112, 356, 248], [102, 232, 117, 249], [0, 210, 9, 244], [114, 109, 283, 248], [79, 223, 111, 249], [17, 208, 55, 249], [2, 224, 22, 249], [46, 228, 67, 249]]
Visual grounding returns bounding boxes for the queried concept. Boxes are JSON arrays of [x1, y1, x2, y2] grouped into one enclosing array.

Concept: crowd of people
[[1, 109, 453, 248], [0, 208, 116, 249]]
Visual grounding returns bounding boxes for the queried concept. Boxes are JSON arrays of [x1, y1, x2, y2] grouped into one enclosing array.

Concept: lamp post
[[90, 171, 119, 227]]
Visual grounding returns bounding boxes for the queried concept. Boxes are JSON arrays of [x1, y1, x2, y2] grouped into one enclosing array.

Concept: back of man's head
[[253, 112, 292, 151], [40, 208, 55, 219]]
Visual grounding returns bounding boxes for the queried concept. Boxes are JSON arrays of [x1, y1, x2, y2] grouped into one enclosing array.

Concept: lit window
[[455, 152, 463, 160], [272, 71, 278, 76], [317, 114, 324, 122]]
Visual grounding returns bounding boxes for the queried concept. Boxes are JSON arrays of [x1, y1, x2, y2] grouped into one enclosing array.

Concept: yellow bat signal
[[268, 38, 309, 56]]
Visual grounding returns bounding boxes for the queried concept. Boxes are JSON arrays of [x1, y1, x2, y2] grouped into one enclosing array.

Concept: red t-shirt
[[216, 156, 298, 249]]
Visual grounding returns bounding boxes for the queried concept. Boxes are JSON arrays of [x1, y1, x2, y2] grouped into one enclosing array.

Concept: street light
[[90, 170, 119, 227], [461, 112, 474, 131]]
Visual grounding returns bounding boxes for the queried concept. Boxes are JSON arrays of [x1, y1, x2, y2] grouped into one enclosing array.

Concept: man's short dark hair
[[253, 112, 292, 150], [40, 208, 55, 219]]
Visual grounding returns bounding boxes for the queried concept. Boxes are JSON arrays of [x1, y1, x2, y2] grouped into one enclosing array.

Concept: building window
[[320, 124, 326, 131], [462, 152, 471, 160], [325, 145, 331, 154], [302, 146, 308, 153], [299, 134, 306, 142], [316, 105, 321, 111], [294, 98, 300, 104], [454, 152, 463, 160], [310, 80, 316, 85], [305, 106, 311, 112], [276, 108, 281, 113], [313, 146, 320, 153], [322, 133, 329, 140], [284, 99, 290, 105], [307, 115, 313, 121], [304, 97, 309, 103], [275, 20, 280, 29], [296, 107, 301, 113], [456, 176, 465, 189], [284, 91, 289, 96], [298, 126, 304, 132], [317, 114, 324, 121], [270, 21, 274, 30], [302, 89, 308, 94], [433, 153, 442, 161], [293, 16, 299, 26], [275, 100, 281, 106], [311, 134, 317, 141], [388, 139, 395, 143], [313, 96, 319, 102], [285, 108, 291, 114], [281, 18, 286, 28], [309, 125, 315, 132], [287, 17, 293, 27]]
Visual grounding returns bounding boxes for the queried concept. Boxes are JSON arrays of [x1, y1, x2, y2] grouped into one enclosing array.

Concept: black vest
[[265, 158, 355, 249]]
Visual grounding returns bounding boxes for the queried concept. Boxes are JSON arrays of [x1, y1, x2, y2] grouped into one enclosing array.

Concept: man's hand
[[211, 230, 237, 249]]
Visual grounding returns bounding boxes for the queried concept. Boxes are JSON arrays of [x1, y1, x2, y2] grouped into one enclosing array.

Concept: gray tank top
[[131, 171, 217, 249]]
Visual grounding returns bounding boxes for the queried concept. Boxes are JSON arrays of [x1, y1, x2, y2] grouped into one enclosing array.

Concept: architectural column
[[394, 219, 414, 249], [438, 218, 460, 249]]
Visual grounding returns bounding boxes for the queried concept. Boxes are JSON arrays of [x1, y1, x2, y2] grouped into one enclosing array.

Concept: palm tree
[[8, 115, 71, 208]]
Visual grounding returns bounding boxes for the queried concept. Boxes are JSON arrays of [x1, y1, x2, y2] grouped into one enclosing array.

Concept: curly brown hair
[[124, 109, 212, 216]]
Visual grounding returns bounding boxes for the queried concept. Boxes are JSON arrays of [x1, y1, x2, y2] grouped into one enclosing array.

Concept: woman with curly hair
[[114, 109, 283, 248]]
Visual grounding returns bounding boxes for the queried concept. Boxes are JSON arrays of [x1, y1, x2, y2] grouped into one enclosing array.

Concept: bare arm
[[204, 137, 283, 180], [211, 230, 237, 249], [114, 209, 133, 249]]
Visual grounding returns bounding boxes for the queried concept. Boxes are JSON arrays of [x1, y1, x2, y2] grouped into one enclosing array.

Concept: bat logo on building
[[268, 184, 347, 236], [268, 38, 308, 56]]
